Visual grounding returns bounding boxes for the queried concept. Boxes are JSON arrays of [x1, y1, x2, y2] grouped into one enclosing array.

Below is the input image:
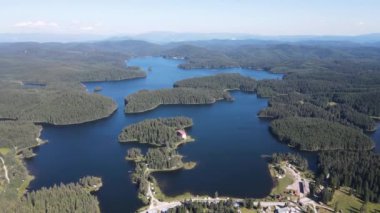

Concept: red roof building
[[176, 130, 187, 139]]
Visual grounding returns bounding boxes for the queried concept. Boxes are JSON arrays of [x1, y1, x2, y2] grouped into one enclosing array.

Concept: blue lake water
[[372, 123, 380, 153], [25, 57, 379, 212]]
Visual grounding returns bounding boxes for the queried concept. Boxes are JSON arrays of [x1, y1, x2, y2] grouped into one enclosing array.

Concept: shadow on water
[[25, 57, 374, 212]]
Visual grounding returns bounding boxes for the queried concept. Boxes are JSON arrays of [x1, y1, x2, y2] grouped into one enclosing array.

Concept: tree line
[[166, 198, 266, 213], [167, 199, 239, 213]]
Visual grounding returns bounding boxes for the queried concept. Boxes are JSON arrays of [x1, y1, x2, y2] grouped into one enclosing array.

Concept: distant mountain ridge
[[1, 32, 380, 44], [110, 32, 380, 44]]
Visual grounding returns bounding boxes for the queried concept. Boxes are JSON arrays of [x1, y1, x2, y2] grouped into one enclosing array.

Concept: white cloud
[[80, 26, 95, 31], [14, 21, 59, 28], [11, 20, 106, 34], [69, 20, 100, 31], [357, 21, 365, 26]]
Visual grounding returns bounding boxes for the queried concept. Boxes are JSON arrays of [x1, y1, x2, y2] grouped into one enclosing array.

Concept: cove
[[25, 57, 366, 213]]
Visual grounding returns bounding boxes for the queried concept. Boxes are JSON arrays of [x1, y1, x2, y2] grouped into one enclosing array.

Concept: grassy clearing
[[0, 148, 10, 155], [271, 173, 293, 195], [269, 163, 294, 195], [18, 174, 34, 197], [316, 208, 331, 213], [240, 207, 259, 213], [329, 188, 380, 213]]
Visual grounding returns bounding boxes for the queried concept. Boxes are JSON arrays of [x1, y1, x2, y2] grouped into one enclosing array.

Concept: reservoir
[[25, 57, 378, 212]]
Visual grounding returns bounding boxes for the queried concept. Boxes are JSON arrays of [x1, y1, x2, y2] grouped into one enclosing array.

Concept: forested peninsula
[[270, 117, 374, 151], [0, 121, 44, 160], [120, 117, 195, 203], [125, 73, 257, 113], [125, 87, 231, 113], [0, 89, 117, 125], [174, 73, 257, 92], [0, 121, 41, 150]]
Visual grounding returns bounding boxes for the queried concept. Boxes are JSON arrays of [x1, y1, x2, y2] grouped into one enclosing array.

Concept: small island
[[93, 86, 102, 92], [119, 117, 197, 204], [78, 176, 103, 192]]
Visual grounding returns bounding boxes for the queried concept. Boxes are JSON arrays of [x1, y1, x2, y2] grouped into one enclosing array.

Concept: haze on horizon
[[1, 0, 379, 37]]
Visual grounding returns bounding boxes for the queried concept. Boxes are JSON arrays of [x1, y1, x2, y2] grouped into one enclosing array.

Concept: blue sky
[[1, 0, 379, 35]]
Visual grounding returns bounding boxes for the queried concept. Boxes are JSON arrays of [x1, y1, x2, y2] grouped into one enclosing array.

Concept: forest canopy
[[0, 121, 41, 150], [256, 70, 380, 131], [318, 151, 380, 203], [270, 117, 374, 151], [174, 73, 257, 92], [0, 42, 148, 89], [270, 152, 308, 171], [0, 89, 117, 125], [0, 177, 102, 213]]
